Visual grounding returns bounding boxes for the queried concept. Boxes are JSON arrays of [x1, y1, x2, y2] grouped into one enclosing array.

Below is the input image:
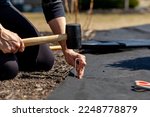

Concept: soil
[[0, 32, 72, 100]]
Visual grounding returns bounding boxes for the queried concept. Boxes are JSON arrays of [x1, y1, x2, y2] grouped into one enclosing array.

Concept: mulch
[[0, 51, 72, 100], [0, 32, 73, 100]]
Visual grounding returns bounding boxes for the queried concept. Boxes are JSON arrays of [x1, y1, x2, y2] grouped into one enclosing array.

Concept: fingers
[[0, 27, 25, 54], [8, 36, 24, 53], [75, 55, 86, 79], [76, 62, 85, 79], [13, 33, 25, 53], [18, 38, 25, 52], [1, 46, 11, 54], [6, 39, 24, 54], [1, 43, 19, 54], [61, 49, 86, 79]]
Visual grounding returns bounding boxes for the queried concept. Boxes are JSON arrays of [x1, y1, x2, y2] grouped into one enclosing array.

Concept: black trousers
[[0, 4, 55, 80]]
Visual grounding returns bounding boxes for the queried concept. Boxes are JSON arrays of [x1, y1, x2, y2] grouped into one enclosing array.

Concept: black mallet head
[[66, 23, 81, 49]]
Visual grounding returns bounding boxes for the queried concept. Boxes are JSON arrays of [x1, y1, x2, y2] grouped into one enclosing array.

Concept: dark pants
[[0, 4, 55, 80]]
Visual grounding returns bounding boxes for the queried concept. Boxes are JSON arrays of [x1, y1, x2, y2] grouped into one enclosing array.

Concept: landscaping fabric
[[48, 24, 150, 100], [48, 48, 150, 100]]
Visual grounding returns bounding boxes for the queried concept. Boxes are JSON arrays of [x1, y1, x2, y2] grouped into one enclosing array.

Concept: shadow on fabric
[[107, 57, 150, 71]]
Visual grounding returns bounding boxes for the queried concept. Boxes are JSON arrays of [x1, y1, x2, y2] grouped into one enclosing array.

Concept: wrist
[[63, 49, 75, 56]]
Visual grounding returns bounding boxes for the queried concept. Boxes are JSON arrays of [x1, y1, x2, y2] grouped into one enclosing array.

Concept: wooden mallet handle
[[23, 34, 67, 47], [23, 23, 81, 49]]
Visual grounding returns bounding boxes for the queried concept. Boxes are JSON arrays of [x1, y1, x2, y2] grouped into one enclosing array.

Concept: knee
[[37, 55, 55, 71], [0, 61, 19, 80]]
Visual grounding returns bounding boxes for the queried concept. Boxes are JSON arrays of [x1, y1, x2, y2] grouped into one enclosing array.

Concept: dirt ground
[[0, 50, 72, 99]]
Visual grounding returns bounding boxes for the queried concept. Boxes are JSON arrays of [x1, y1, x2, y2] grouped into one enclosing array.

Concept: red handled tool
[[135, 80, 150, 90]]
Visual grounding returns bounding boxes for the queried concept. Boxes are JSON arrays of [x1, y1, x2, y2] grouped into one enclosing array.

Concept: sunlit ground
[[23, 12, 150, 32]]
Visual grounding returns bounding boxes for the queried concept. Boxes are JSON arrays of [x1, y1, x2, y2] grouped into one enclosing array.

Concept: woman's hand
[[0, 25, 24, 54], [64, 49, 86, 79]]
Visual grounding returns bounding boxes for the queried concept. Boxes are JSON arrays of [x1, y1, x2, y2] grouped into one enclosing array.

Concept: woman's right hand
[[0, 24, 25, 54]]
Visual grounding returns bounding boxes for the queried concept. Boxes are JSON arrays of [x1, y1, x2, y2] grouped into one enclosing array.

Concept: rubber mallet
[[23, 23, 81, 49]]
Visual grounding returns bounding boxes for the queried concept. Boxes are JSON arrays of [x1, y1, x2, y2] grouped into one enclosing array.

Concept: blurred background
[[10, 0, 150, 12], [9, 0, 150, 33]]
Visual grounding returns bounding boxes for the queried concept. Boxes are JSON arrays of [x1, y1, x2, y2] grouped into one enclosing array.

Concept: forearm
[[42, 0, 67, 50], [48, 17, 69, 52]]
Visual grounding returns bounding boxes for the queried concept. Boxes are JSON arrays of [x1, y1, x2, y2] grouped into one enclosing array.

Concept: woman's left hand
[[64, 49, 86, 79]]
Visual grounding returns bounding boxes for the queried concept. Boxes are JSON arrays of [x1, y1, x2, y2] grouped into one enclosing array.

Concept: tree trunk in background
[[74, 0, 78, 23], [64, 0, 70, 13], [70, 0, 74, 13], [124, 0, 129, 11]]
